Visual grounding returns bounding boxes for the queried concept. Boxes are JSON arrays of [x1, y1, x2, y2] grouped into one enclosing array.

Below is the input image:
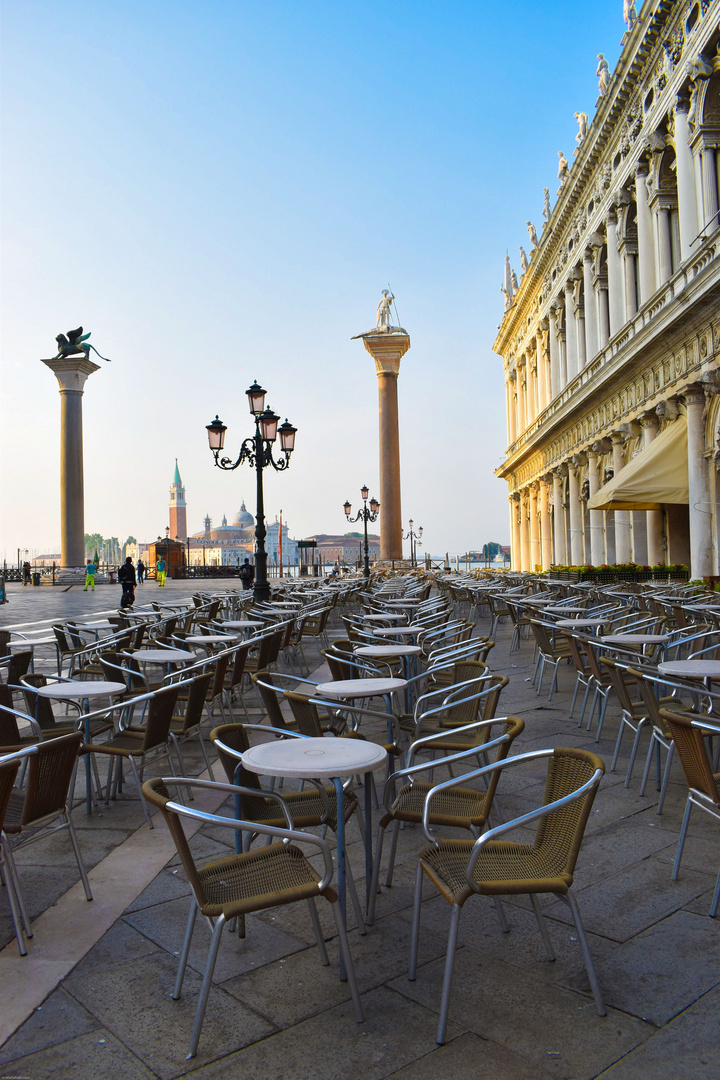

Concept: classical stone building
[[495, 1, 720, 578]]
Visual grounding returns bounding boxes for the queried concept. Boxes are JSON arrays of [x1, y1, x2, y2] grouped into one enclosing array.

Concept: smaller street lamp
[[403, 520, 423, 568], [344, 486, 379, 579]]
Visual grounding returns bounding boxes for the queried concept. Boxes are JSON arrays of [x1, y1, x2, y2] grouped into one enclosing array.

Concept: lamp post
[[343, 486, 379, 580], [206, 381, 297, 602], [403, 520, 423, 568]]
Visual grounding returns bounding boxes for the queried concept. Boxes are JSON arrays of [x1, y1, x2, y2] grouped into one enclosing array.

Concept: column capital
[[684, 382, 707, 406], [41, 356, 101, 393], [592, 437, 612, 454], [610, 431, 627, 444], [570, 452, 587, 469], [640, 411, 660, 430], [554, 463, 568, 477]]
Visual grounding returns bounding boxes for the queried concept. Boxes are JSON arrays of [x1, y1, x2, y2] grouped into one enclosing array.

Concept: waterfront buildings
[[495, 1, 720, 578]]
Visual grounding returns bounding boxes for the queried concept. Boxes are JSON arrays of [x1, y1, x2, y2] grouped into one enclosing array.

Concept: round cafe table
[[241, 736, 387, 932], [316, 676, 407, 742], [220, 620, 265, 630], [556, 618, 608, 634], [132, 647, 196, 664], [353, 646, 422, 708], [359, 614, 405, 623], [36, 680, 126, 813], [601, 634, 669, 647], [185, 634, 237, 647], [658, 660, 720, 693], [373, 626, 420, 638]]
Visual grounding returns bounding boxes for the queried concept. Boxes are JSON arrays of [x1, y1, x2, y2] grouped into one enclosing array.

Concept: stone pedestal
[[41, 357, 100, 568], [354, 328, 410, 561]]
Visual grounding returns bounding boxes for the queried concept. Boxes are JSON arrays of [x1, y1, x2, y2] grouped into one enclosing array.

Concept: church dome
[[233, 501, 254, 527]]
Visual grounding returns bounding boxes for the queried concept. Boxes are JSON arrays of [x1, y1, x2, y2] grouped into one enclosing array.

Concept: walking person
[[156, 555, 167, 588], [22, 561, 31, 586], [84, 558, 97, 591], [137, 559, 145, 584], [118, 557, 136, 609], [239, 557, 255, 592]]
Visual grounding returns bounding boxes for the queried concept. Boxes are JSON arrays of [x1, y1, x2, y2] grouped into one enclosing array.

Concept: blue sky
[[0, 0, 625, 560]]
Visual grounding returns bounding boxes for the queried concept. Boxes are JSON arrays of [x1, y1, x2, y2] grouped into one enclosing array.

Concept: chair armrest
[[463, 764, 604, 881]]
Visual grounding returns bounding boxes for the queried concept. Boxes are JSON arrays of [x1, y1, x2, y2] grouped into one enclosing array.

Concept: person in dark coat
[[118, 557, 136, 609]]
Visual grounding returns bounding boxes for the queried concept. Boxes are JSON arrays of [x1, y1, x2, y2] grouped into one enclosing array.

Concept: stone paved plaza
[[0, 584, 718, 1079]]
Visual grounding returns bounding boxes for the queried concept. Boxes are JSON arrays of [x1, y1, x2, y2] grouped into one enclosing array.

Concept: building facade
[[495, 1, 720, 578]]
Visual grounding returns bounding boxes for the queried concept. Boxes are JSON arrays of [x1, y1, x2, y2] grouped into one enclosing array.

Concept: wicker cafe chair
[[660, 709, 720, 917], [368, 716, 525, 924], [141, 776, 363, 1060], [0, 754, 25, 953], [409, 747, 606, 1044], [168, 671, 215, 782], [0, 732, 93, 955], [528, 620, 572, 700], [83, 684, 183, 828]]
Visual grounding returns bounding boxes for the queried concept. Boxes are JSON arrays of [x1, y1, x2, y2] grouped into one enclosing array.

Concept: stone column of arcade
[[353, 294, 410, 562], [42, 356, 101, 569]]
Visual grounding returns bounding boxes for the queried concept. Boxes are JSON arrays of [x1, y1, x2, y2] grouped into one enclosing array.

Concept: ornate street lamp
[[344, 487, 379, 579], [403, 520, 423, 568], [206, 381, 297, 602]]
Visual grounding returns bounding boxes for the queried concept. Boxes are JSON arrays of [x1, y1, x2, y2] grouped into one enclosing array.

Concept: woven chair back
[[480, 674, 510, 721], [21, 677, 61, 732], [208, 724, 272, 820], [141, 686, 182, 752], [599, 658, 642, 715], [0, 684, 23, 743], [481, 716, 526, 805], [660, 709, 720, 806], [0, 756, 20, 827], [7, 652, 32, 686], [626, 668, 671, 736], [266, 628, 285, 667], [226, 642, 251, 691], [563, 633, 592, 677], [284, 691, 323, 737], [19, 731, 83, 827], [208, 651, 231, 702], [253, 671, 293, 730], [533, 749, 605, 875], [179, 672, 214, 733], [142, 777, 207, 901]]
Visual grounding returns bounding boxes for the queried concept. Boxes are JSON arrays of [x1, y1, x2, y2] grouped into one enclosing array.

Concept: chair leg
[[638, 734, 655, 797], [197, 731, 216, 782], [563, 892, 606, 1016], [307, 899, 329, 965], [2, 841, 32, 939], [367, 823, 386, 925], [385, 819, 401, 888], [529, 894, 555, 960], [672, 796, 693, 881], [345, 856, 367, 935], [594, 692, 609, 743], [186, 913, 226, 1059], [65, 812, 93, 901], [172, 899, 198, 1000], [493, 897, 509, 934], [656, 742, 675, 816], [569, 677, 580, 718], [625, 718, 648, 787], [408, 861, 424, 981], [610, 716, 626, 773], [330, 901, 364, 1021], [437, 903, 462, 1045], [127, 757, 154, 829], [0, 844, 28, 955], [710, 865, 720, 918]]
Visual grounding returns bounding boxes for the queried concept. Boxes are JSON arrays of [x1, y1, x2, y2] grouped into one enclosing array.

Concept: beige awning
[[587, 416, 688, 511]]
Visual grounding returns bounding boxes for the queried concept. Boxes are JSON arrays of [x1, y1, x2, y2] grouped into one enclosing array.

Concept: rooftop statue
[[574, 111, 588, 144], [519, 245, 530, 273], [526, 221, 538, 247], [511, 269, 519, 292], [543, 187, 551, 222], [597, 54, 610, 96], [623, 1, 637, 31], [53, 327, 111, 362], [557, 151, 570, 187], [376, 289, 395, 330]]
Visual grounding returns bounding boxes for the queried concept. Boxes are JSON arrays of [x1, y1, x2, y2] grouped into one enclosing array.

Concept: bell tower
[[169, 459, 187, 541]]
